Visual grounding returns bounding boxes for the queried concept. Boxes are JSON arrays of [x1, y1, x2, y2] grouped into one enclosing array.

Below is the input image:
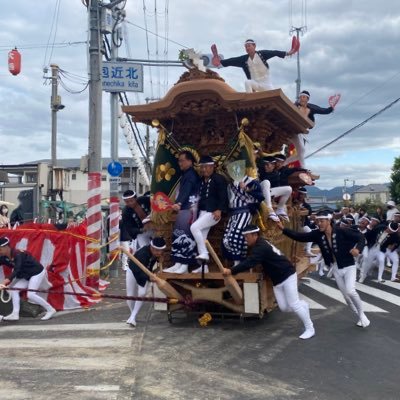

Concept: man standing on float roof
[[211, 38, 299, 92]]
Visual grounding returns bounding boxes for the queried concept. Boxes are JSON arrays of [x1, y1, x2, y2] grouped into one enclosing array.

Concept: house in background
[[352, 184, 390, 204], [0, 157, 150, 221]]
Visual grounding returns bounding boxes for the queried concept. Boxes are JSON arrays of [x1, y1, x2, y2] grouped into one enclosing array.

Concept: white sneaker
[[164, 263, 182, 273], [3, 313, 19, 321], [196, 253, 209, 261], [173, 264, 188, 274], [41, 308, 56, 321], [299, 327, 315, 340], [192, 264, 209, 274]]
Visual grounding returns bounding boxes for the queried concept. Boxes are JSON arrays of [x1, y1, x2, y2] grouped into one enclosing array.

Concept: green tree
[[389, 156, 400, 204]]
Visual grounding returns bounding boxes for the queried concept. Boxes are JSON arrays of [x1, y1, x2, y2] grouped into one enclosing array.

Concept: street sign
[[102, 61, 144, 92], [109, 177, 121, 184], [107, 161, 123, 177]]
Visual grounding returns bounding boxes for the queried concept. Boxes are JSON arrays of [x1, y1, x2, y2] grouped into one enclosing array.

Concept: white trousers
[[378, 249, 399, 281], [260, 180, 292, 209], [126, 268, 149, 321], [273, 273, 314, 331], [302, 225, 313, 253], [285, 134, 306, 168], [244, 79, 273, 93], [332, 264, 366, 319], [190, 210, 219, 257], [9, 269, 53, 315], [120, 241, 132, 270]]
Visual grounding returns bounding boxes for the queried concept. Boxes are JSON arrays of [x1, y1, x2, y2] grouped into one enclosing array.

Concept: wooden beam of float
[[122, 70, 314, 155]]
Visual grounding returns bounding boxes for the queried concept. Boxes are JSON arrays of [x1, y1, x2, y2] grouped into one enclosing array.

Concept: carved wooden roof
[[122, 70, 314, 154]]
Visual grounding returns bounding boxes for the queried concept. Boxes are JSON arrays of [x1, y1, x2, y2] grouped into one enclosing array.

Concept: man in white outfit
[[190, 156, 228, 271], [211, 39, 298, 93]]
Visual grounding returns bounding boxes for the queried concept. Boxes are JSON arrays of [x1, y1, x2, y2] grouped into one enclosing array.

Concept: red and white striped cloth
[[0, 223, 101, 310]]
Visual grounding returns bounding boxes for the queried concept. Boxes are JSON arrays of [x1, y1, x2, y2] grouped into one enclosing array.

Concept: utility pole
[[86, 0, 103, 288], [290, 26, 306, 100], [108, 3, 123, 278], [50, 64, 64, 202]]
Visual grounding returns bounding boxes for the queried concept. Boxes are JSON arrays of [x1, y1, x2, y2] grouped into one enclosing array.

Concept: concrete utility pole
[[86, 0, 103, 288], [108, 4, 122, 278], [50, 64, 64, 201]]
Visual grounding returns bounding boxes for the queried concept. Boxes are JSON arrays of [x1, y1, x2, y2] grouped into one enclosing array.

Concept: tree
[[389, 156, 400, 204]]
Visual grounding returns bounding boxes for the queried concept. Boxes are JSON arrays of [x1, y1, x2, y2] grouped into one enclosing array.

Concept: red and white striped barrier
[[86, 172, 102, 288], [108, 195, 120, 264]]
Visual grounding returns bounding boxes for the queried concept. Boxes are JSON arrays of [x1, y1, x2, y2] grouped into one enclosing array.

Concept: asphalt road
[[1, 270, 399, 400]]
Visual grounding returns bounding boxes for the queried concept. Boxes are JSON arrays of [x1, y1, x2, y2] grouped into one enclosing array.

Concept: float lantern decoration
[[8, 48, 21, 76]]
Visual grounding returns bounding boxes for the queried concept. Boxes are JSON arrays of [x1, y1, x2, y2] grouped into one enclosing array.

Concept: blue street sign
[[107, 161, 123, 177]]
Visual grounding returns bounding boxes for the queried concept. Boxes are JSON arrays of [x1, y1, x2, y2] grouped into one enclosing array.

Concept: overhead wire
[[305, 95, 400, 159], [142, 0, 155, 99], [43, 0, 62, 68], [124, 19, 189, 49]]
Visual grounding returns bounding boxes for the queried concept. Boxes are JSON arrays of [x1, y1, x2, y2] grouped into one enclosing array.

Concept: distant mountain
[[307, 185, 363, 200]]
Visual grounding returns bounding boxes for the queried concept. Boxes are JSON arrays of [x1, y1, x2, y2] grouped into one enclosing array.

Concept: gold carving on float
[[156, 163, 176, 182]]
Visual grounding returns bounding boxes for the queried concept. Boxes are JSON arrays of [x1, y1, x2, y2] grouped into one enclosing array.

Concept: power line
[[125, 19, 189, 49], [0, 41, 87, 52], [43, 0, 62, 68], [306, 96, 400, 159]]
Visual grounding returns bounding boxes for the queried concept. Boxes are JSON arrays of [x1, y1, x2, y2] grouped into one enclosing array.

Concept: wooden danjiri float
[[123, 66, 317, 322]]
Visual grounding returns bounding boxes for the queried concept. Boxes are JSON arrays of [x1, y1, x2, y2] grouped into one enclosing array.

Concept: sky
[[0, 0, 399, 189]]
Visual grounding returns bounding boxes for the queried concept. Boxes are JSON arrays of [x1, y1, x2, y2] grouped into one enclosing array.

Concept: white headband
[[242, 227, 260, 234], [315, 214, 332, 220], [150, 240, 166, 250], [122, 192, 136, 200]]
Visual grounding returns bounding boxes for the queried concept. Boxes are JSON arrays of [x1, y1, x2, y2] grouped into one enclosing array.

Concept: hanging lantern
[[8, 48, 21, 76]]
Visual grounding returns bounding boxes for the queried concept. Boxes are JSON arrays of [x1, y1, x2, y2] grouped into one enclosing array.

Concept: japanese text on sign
[[102, 62, 144, 92]]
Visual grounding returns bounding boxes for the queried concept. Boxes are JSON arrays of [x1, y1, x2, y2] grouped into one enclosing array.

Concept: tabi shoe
[[192, 264, 209, 274], [196, 253, 209, 261], [164, 263, 182, 273], [268, 212, 280, 222], [299, 327, 315, 340], [356, 320, 362, 327], [305, 250, 317, 257], [41, 308, 56, 321], [359, 314, 370, 328], [173, 264, 188, 274], [126, 316, 136, 327], [326, 267, 334, 279], [358, 274, 366, 284], [276, 209, 289, 222], [391, 278, 400, 282], [3, 313, 19, 321], [377, 279, 386, 283]]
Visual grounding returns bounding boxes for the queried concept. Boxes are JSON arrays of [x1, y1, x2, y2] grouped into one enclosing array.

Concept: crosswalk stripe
[[304, 278, 388, 313], [0, 355, 130, 371], [355, 282, 400, 307], [371, 280, 400, 290], [298, 293, 326, 310], [0, 322, 133, 333], [74, 385, 120, 392], [0, 337, 132, 348]]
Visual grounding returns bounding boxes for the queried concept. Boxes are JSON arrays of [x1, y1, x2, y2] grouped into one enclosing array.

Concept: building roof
[[354, 184, 390, 193]]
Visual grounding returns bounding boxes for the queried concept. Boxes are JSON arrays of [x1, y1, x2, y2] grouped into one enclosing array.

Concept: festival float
[[122, 62, 318, 322]]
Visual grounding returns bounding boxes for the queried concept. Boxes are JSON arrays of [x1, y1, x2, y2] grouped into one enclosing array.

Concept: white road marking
[[0, 337, 132, 348], [74, 385, 120, 391], [304, 278, 388, 313], [355, 282, 400, 307], [371, 280, 400, 290], [0, 322, 133, 333], [298, 293, 327, 309], [0, 356, 130, 371]]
